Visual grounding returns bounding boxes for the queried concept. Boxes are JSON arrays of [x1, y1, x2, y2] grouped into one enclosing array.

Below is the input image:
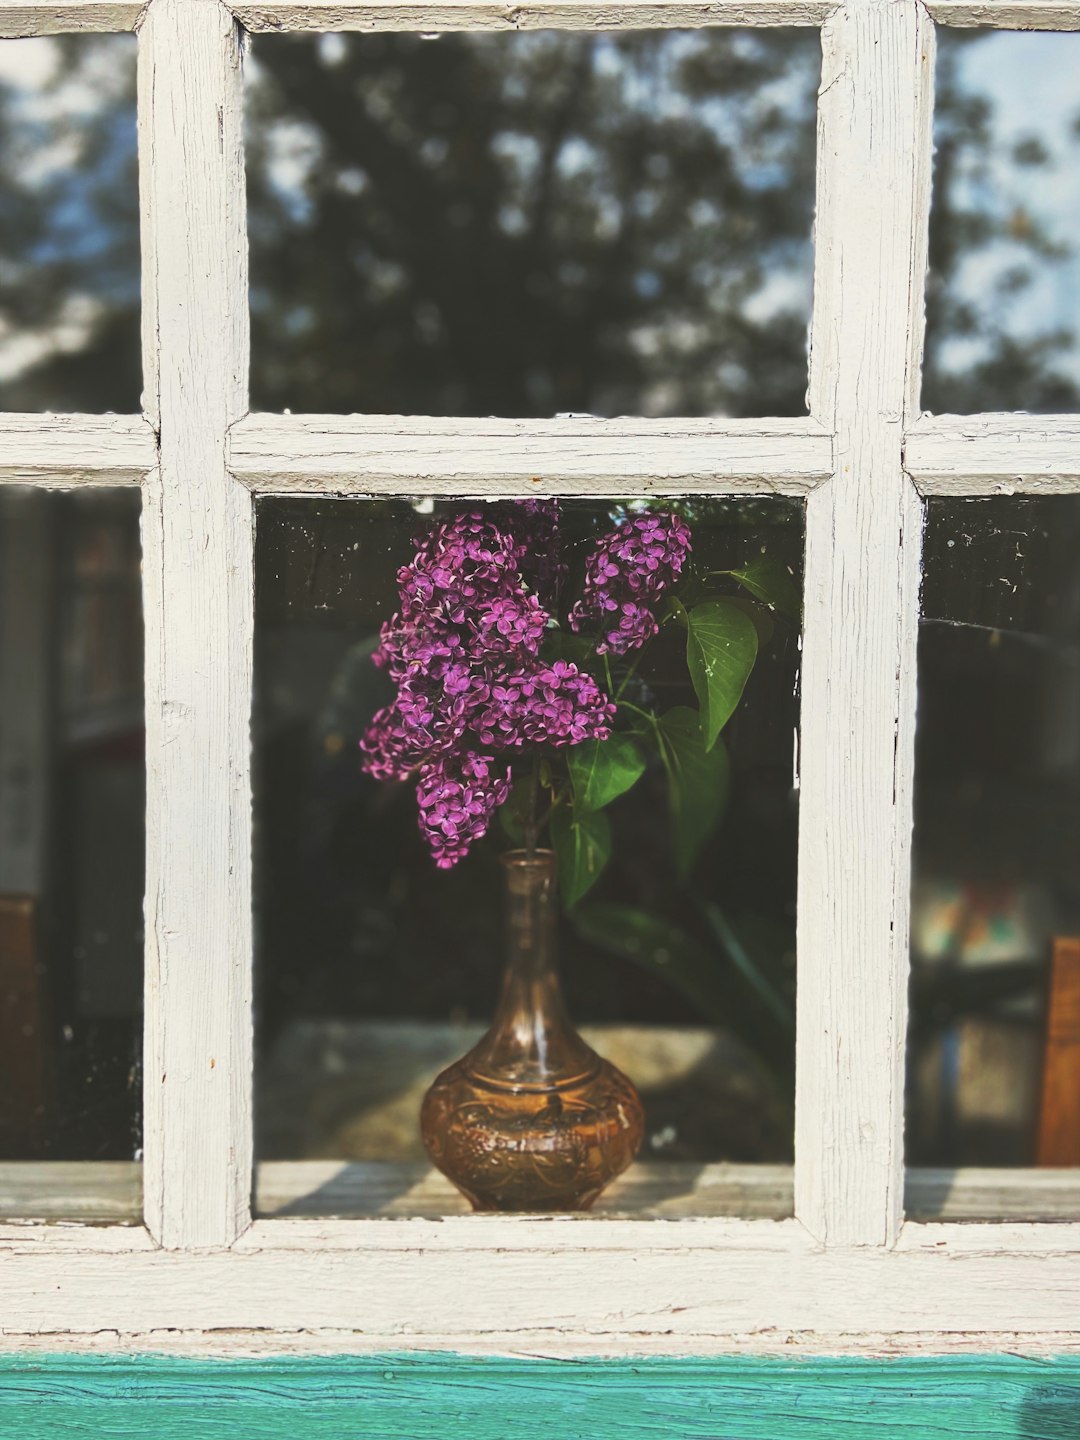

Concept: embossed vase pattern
[[420, 850, 644, 1212]]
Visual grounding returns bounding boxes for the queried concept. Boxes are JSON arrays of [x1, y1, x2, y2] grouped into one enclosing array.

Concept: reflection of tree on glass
[[245, 29, 820, 418], [0, 36, 140, 412], [4, 30, 1079, 418], [924, 31, 1080, 413]]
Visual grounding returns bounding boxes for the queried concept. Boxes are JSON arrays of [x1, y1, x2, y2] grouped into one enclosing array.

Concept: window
[[3, 0, 1080, 1350]]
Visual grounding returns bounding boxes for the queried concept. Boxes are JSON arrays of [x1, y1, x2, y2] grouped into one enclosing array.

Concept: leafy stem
[[524, 752, 541, 857]]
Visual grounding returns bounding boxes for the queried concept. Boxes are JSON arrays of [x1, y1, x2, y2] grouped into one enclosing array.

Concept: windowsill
[[2, 1160, 1078, 1226]]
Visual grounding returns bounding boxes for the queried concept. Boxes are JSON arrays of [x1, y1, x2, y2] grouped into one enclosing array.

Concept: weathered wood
[[6, 1352, 1080, 1437], [905, 415, 1080, 493], [0, 416, 154, 487], [0, 901, 47, 1157], [0, 1164, 143, 1225], [1, 1158, 1075, 1227], [139, 0, 253, 1251], [229, 415, 832, 495], [796, 0, 933, 1247], [255, 1160, 795, 1219], [1038, 939, 1080, 1167], [232, 0, 832, 32], [6, 1230, 1080, 1339], [926, 1, 1080, 27], [0, 1, 145, 36]]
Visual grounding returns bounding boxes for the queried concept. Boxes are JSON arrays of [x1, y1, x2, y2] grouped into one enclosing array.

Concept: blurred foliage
[[0, 36, 141, 410], [243, 29, 817, 417], [921, 32, 1080, 412], [1, 30, 1078, 414]]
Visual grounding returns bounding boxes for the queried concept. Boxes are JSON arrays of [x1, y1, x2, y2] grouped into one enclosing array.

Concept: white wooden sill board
[[4, 1221, 1080, 1347]]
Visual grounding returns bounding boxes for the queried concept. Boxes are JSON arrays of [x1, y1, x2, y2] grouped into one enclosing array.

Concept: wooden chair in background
[[0, 895, 48, 1156], [1037, 936, 1080, 1166]]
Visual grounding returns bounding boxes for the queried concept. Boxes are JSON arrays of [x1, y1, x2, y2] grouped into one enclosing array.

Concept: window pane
[[908, 497, 1080, 1211], [0, 488, 143, 1222], [246, 30, 819, 419], [923, 31, 1080, 414], [0, 36, 141, 414], [253, 495, 801, 1218]]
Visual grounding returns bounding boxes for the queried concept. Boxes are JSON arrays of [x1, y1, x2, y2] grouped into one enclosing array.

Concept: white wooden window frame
[[1, 0, 1080, 1357]]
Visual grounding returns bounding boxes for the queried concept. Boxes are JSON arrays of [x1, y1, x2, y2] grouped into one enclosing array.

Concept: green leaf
[[728, 554, 800, 621], [685, 600, 758, 750], [571, 904, 728, 1024], [551, 807, 611, 908], [657, 707, 730, 878], [568, 734, 646, 815]]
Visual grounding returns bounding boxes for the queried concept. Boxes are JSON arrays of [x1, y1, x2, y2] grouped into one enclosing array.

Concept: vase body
[[420, 850, 644, 1211]]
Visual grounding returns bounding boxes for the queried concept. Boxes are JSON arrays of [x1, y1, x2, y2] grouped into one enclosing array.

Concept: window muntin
[[0, 36, 140, 414], [245, 29, 819, 419]]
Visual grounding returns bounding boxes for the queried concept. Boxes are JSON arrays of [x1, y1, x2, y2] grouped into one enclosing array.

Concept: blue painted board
[[2, 1352, 1080, 1439]]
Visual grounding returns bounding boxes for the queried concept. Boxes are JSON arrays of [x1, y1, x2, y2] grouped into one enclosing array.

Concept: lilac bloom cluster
[[416, 752, 513, 869], [361, 508, 614, 868], [569, 511, 693, 656]]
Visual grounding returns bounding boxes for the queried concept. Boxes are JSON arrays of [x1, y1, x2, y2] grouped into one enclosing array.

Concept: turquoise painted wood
[[2, 1353, 1080, 1439]]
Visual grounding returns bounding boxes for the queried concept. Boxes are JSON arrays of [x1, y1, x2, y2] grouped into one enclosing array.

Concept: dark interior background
[[909, 496, 1080, 1164]]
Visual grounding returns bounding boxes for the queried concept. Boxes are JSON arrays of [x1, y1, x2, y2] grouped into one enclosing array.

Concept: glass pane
[[0, 36, 140, 413], [908, 497, 1080, 1204], [0, 488, 143, 1222], [923, 31, 1080, 414], [253, 495, 802, 1218], [246, 30, 819, 419]]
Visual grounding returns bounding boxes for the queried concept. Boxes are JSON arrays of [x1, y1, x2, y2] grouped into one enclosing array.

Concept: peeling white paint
[[1, 0, 1079, 1356]]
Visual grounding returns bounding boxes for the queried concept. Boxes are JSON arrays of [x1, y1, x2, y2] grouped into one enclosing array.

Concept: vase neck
[[465, 850, 598, 1091]]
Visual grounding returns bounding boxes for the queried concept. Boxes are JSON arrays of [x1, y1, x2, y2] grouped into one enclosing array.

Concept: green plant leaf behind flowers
[[571, 903, 729, 1024], [727, 554, 800, 620], [685, 599, 758, 750], [551, 806, 611, 908], [568, 734, 646, 815], [657, 706, 730, 878]]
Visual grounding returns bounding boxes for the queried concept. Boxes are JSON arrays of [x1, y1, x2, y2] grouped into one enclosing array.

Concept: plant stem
[[524, 752, 540, 858], [615, 650, 643, 701], [618, 699, 659, 734]]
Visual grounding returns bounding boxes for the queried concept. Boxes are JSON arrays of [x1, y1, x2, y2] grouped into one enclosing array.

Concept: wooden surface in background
[[0, 897, 46, 1156], [1038, 937, 1080, 1166]]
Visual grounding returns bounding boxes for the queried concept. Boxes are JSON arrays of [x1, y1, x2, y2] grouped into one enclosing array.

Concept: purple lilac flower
[[569, 510, 692, 656], [416, 751, 513, 869], [361, 506, 614, 868], [472, 660, 616, 750]]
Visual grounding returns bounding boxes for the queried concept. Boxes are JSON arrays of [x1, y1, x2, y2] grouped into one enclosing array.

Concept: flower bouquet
[[358, 498, 787, 1212], [361, 501, 772, 903]]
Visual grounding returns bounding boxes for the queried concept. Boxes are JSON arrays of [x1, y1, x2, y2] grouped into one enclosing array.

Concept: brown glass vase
[[420, 849, 644, 1211]]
